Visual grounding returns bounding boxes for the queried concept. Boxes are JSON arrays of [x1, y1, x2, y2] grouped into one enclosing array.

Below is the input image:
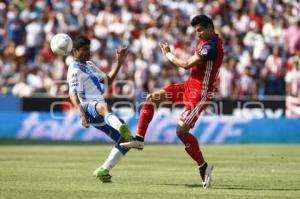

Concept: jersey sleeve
[[68, 67, 84, 95], [87, 61, 106, 83], [96, 69, 106, 83], [197, 42, 217, 61]]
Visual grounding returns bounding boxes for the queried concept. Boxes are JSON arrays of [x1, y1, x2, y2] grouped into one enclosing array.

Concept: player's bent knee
[[146, 93, 155, 102], [144, 94, 157, 107], [96, 103, 108, 116], [176, 124, 189, 137], [146, 92, 163, 106]]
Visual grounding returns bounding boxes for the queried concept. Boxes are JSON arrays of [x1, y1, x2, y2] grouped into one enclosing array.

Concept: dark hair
[[191, 14, 214, 28], [73, 36, 90, 50]]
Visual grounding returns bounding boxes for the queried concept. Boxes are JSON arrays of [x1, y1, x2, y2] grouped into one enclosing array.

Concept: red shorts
[[163, 83, 212, 128]]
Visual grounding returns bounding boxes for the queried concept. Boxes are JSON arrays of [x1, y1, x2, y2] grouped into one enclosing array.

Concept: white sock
[[104, 113, 123, 131], [101, 147, 124, 170]]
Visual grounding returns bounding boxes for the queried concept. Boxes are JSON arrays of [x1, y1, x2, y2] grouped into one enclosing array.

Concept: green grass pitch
[[0, 144, 299, 199]]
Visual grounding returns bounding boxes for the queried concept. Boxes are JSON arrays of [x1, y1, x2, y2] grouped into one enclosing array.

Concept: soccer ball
[[50, 33, 73, 56]]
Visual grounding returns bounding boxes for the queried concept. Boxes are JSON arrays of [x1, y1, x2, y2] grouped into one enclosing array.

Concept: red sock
[[178, 133, 205, 166], [137, 103, 155, 137]]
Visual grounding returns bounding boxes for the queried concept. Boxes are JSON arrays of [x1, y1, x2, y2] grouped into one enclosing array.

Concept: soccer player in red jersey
[[122, 14, 224, 188]]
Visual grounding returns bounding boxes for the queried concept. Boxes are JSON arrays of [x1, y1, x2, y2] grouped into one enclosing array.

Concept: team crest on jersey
[[200, 48, 208, 56]]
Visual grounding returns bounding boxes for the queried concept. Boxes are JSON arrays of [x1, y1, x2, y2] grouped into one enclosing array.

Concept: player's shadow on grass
[[160, 184, 300, 191], [207, 185, 300, 191], [160, 183, 201, 188]]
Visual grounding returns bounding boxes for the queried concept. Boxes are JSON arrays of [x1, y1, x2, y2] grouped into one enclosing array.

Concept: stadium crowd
[[0, 0, 300, 101]]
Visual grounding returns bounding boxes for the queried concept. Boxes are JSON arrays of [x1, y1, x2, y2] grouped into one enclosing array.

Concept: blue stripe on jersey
[[73, 61, 104, 94]]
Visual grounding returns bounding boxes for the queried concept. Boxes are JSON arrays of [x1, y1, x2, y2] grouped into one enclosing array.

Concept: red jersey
[[187, 35, 224, 97], [163, 35, 224, 128]]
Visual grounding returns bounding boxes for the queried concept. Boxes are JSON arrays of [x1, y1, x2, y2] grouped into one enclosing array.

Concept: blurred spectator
[[232, 9, 250, 35], [218, 58, 238, 99], [0, 0, 299, 101], [262, 15, 284, 47], [243, 24, 269, 61], [25, 15, 44, 63], [285, 50, 300, 117], [261, 47, 286, 95], [5, 5, 25, 45], [285, 19, 300, 56], [235, 66, 257, 99], [285, 50, 300, 96], [0, 16, 5, 52]]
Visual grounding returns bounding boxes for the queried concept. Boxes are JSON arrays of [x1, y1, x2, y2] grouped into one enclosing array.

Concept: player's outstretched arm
[[159, 42, 201, 69], [106, 46, 129, 85]]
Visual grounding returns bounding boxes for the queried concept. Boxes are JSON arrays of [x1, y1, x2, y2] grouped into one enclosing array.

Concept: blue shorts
[[85, 101, 126, 147]]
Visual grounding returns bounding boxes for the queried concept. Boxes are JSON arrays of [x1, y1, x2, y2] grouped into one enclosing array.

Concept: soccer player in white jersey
[[67, 36, 133, 183]]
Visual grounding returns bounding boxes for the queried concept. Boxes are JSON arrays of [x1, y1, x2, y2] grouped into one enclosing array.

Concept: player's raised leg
[[95, 102, 133, 141], [120, 89, 171, 149]]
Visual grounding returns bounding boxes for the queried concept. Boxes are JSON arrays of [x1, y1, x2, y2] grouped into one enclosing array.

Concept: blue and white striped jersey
[[67, 60, 106, 106]]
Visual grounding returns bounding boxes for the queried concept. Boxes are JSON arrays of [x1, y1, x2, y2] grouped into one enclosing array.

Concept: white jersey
[[285, 70, 300, 96], [219, 66, 235, 98], [67, 60, 106, 107]]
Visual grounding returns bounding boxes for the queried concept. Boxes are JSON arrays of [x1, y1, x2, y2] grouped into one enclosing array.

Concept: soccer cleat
[[199, 162, 214, 189], [119, 124, 133, 141], [120, 138, 144, 150], [93, 167, 112, 183]]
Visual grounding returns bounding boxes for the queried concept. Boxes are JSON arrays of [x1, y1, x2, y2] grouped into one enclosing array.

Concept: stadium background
[[1, 1, 300, 198]]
